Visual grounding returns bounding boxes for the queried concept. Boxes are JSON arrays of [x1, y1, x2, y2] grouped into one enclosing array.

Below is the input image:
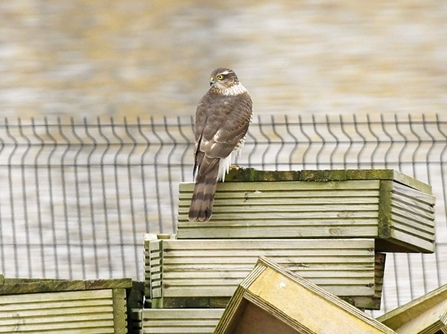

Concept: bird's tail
[[188, 161, 219, 222]]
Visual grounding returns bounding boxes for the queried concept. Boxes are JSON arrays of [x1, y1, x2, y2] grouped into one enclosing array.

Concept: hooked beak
[[209, 77, 214, 86]]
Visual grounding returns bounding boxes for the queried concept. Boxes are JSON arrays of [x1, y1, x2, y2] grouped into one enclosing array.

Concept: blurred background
[[1, 0, 446, 119], [1, 0, 447, 317]]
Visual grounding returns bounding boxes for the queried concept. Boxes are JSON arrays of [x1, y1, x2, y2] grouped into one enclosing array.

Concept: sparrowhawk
[[188, 68, 253, 222]]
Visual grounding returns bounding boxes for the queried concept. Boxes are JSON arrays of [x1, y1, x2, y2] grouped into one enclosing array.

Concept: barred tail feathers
[[188, 159, 219, 222]]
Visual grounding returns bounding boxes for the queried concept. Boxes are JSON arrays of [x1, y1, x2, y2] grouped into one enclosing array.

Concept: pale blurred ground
[[0, 1, 446, 119]]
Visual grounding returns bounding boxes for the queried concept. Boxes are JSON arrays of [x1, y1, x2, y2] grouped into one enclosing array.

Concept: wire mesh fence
[[0, 113, 446, 315]]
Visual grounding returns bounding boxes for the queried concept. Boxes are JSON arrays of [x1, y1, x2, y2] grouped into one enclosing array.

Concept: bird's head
[[209, 68, 239, 90]]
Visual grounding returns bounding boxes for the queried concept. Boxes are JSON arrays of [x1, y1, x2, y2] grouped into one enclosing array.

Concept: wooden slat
[[145, 235, 382, 309], [0, 289, 126, 334], [214, 256, 395, 334], [0, 278, 133, 295], [131, 309, 223, 334], [144, 234, 163, 304], [388, 181, 436, 252], [180, 179, 381, 192], [113, 288, 127, 334], [377, 180, 435, 252], [377, 284, 447, 334], [221, 168, 432, 194]]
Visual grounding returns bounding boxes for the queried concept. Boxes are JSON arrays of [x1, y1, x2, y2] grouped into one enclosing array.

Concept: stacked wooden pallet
[[135, 169, 436, 334], [144, 235, 385, 309], [0, 277, 134, 334]]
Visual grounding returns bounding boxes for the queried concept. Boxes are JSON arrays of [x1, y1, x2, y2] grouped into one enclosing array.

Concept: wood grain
[[214, 256, 395, 334]]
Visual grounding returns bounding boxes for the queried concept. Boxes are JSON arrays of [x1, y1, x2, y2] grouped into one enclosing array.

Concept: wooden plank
[[377, 284, 447, 334], [113, 289, 128, 334], [374, 253, 386, 300], [214, 256, 395, 334], [145, 235, 382, 309], [176, 223, 379, 240], [222, 168, 432, 193], [0, 289, 118, 334], [0, 278, 133, 295], [162, 297, 230, 309], [180, 179, 381, 193]]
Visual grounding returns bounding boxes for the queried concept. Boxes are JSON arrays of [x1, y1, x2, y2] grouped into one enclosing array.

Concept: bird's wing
[[193, 91, 252, 180]]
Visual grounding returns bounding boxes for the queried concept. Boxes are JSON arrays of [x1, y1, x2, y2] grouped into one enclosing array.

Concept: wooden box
[[131, 308, 223, 334], [145, 234, 385, 310], [377, 283, 447, 333], [0, 277, 132, 334], [214, 256, 395, 334], [178, 169, 435, 253]]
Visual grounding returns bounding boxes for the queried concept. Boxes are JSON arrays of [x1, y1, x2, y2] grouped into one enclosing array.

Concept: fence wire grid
[[0, 113, 446, 315]]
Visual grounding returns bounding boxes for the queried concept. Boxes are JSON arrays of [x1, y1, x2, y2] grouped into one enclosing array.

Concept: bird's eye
[[216, 74, 224, 80]]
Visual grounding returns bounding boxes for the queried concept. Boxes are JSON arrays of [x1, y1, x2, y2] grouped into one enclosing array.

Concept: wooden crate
[[0, 278, 132, 334], [377, 283, 447, 333], [131, 308, 223, 334], [214, 256, 395, 334], [178, 169, 435, 253], [144, 234, 385, 310]]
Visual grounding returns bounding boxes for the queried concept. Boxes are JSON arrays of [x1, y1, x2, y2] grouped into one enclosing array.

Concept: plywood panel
[[214, 256, 395, 334], [378, 284, 447, 334]]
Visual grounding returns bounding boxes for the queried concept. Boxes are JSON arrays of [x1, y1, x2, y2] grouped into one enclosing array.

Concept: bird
[[188, 68, 253, 222]]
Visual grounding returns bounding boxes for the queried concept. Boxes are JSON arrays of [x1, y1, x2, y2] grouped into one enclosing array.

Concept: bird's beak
[[209, 77, 214, 86]]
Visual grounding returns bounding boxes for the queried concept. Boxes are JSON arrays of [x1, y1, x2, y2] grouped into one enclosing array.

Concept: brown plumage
[[188, 68, 253, 222]]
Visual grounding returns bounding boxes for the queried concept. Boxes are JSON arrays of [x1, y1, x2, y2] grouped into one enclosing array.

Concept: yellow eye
[[216, 74, 224, 80]]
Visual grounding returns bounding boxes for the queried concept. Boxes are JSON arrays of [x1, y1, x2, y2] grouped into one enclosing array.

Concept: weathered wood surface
[[131, 308, 223, 334], [0, 288, 127, 334], [0, 277, 133, 295], [222, 168, 432, 193], [214, 256, 395, 334], [178, 169, 435, 253], [145, 234, 384, 309], [377, 284, 447, 334]]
